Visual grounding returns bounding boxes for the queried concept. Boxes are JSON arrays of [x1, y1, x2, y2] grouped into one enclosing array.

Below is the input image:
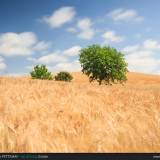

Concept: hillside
[[0, 72, 160, 152]]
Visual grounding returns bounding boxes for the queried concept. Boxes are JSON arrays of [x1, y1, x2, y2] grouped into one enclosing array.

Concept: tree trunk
[[99, 80, 102, 85]]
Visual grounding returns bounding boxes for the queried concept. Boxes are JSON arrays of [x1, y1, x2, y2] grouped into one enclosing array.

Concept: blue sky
[[0, 0, 160, 75]]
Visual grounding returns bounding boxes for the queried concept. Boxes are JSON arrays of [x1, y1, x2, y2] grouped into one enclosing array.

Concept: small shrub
[[55, 71, 73, 82], [30, 65, 53, 80]]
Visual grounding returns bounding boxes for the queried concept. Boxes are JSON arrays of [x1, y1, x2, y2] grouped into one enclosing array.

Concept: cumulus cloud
[[102, 30, 125, 43], [27, 46, 82, 72], [122, 45, 140, 53], [63, 46, 81, 56], [108, 8, 144, 22], [77, 18, 92, 30], [66, 27, 77, 33], [77, 18, 95, 40], [28, 45, 81, 64], [27, 60, 81, 72], [0, 63, 6, 70], [65, 17, 95, 40], [0, 32, 50, 57], [122, 39, 160, 74], [126, 53, 159, 73], [49, 60, 81, 72], [78, 29, 94, 40], [143, 39, 160, 50], [0, 56, 6, 70], [123, 39, 160, 53], [43, 6, 76, 28], [28, 52, 68, 64], [0, 32, 36, 56], [33, 41, 51, 51]]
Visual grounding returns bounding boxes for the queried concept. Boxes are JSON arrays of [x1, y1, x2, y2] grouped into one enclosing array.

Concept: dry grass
[[0, 72, 160, 152]]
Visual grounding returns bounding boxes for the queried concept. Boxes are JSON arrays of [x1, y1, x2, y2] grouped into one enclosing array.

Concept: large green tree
[[79, 44, 128, 85]]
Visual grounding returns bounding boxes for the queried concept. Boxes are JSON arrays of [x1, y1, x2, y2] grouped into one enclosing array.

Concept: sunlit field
[[0, 72, 160, 152]]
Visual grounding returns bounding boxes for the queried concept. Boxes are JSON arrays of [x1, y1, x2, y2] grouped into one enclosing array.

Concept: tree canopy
[[79, 44, 128, 85]]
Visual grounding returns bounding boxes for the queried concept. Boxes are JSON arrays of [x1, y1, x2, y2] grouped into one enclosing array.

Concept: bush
[[30, 65, 53, 80], [79, 44, 128, 85], [55, 71, 73, 82]]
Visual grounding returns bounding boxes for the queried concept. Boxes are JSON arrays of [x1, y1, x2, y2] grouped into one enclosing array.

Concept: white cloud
[[102, 30, 124, 43], [122, 39, 160, 74], [28, 52, 68, 64], [49, 60, 81, 72], [0, 32, 50, 57], [27, 45, 82, 72], [27, 60, 81, 72], [77, 18, 92, 30], [28, 45, 81, 65], [0, 56, 4, 62], [66, 27, 77, 33], [0, 56, 7, 70], [78, 29, 94, 40], [77, 18, 95, 40], [0, 32, 36, 56], [27, 45, 81, 64], [0, 63, 6, 70], [126, 53, 159, 73], [66, 18, 95, 40], [143, 39, 160, 50], [43, 6, 76, 28], [122, 44, 140, 53], [108, 8, 143, 22], [63, 46, 81, 56], [33, 41, 51, 51], [123, 39, 160, 53]]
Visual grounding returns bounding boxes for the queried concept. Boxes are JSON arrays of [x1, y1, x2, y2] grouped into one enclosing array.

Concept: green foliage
[[55, 71, 73, 82], [79, 44, 128, 85], [30, 65, 53, 80]]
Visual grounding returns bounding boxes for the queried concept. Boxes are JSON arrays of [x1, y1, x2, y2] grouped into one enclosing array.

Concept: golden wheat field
[[0, 72, 160, 152]]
